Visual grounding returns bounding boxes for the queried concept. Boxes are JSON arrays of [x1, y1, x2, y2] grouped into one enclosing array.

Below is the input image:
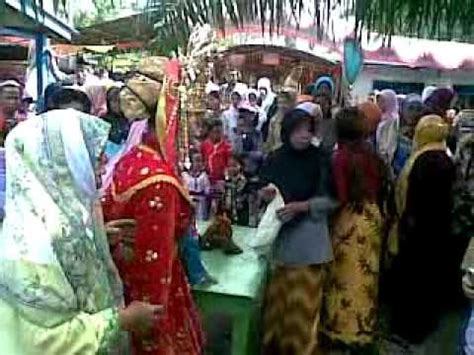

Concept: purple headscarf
[[379, 89, 399, 121], [424, 88, 455, 117]]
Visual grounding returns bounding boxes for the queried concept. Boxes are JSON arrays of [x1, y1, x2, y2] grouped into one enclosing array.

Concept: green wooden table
[[194, 223, 267, 355]]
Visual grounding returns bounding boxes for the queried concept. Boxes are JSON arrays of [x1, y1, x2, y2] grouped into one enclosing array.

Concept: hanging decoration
[[343, 37, 364, 85], [343, 37, 364, 104], [179, 24, 218, 169]]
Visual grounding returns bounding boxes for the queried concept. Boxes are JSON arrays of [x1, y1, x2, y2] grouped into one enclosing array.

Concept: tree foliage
[[144, 0, 473, 53], [73, 0, 120, 28], [19, 0, 474, 45]]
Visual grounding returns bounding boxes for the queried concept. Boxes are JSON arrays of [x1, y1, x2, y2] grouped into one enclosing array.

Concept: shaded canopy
[[73, 12, 154, 45]]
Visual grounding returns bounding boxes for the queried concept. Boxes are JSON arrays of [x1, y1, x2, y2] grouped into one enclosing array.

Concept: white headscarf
[[205, 81, 220, 95], [422, 85, 437, 103], [296, 102, 323, 120], [232, 82, 248, 99], [257, 77, 277, 114]]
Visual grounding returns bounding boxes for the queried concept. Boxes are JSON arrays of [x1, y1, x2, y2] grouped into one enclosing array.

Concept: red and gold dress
[[102, 134, 203, 355]]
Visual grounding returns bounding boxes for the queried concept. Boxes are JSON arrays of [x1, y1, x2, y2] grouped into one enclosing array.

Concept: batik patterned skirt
[[322, 203, 382, 345], [263, 264, 327, 355]]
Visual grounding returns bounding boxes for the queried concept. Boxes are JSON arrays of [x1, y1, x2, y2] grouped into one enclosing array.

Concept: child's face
[[231, 93, 242, 108], [209, 126, 223, 142], [208, 94, 220, 111], [236, 117, 247, 133], [192, 154, 204, 171], [290, 120, 313, 150], [249, 94, 258, 105], [227, 158, 242, 177]]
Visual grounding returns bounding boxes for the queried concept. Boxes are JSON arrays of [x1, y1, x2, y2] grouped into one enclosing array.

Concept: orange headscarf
[[358, 101, 382, 135]]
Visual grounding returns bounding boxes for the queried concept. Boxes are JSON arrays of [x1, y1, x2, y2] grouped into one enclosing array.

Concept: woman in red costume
[[102, 58, 203, 355]]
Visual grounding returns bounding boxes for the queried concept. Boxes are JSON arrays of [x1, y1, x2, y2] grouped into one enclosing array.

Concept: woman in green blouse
[[0, 109, 159, 355]]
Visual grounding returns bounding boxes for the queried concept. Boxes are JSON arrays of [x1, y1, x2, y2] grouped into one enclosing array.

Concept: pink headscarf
[[85, 85, 107, 117], [101, 119, 148, 193], [379, 89, 399, 121]]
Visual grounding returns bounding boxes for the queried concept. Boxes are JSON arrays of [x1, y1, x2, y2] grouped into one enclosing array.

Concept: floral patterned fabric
[[323, 204, 383, 345], [102, 142, 204, 355], [0, 109, 125, 354]]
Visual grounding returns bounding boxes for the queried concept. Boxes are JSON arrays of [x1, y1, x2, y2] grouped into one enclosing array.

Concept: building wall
[[352, 64, 474, 102]]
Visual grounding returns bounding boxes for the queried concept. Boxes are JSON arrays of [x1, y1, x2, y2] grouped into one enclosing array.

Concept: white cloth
[[246, 89, 267, 130], [205, 82, 220, 95], [296, 102, 323, 120], [232, 82, 248, 98], [249, 185, 284, 255], [182, 171, 210, 220], [221, 107, 239, 141]]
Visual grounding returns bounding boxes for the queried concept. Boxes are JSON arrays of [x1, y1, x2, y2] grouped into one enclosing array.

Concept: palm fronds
[[146, 0, 473, 53], [356, 0, 473, 42], [16, 0, 474, 49]]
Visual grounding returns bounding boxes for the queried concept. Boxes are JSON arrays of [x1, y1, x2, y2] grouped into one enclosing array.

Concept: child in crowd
[[182, 153, 211, 221], [201, 119, 232, 185], [201, 119, 232, 218], [224, 155, 249, 226], [232, 108, 264, 177]]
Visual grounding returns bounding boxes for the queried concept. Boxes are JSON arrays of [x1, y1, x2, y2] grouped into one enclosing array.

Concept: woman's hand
[[260, 185, 277, 203], [277, 201, 310, 223], [119, 301, 163, 335], [105, 219, 137, 247]]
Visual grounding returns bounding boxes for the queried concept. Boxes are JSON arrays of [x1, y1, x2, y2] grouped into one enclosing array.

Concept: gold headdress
[[120, 56, 168, 119]]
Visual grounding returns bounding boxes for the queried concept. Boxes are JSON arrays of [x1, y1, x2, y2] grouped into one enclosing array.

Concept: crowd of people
[[0, 61, 473, 355]]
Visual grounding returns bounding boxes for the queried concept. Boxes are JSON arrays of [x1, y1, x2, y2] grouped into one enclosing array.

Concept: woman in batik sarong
[[323, 107, 385, 349], [0, 109, 158, 355], [260, 108, 336, 355]]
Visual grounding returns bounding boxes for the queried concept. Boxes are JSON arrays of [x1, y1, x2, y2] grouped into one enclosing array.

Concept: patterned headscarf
[[0, 109, 124, 325]]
